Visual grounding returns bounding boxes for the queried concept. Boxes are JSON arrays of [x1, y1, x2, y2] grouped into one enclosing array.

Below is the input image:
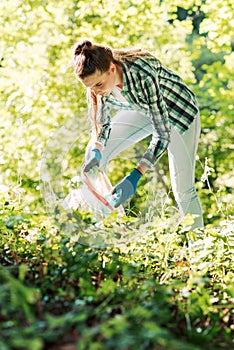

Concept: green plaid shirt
[[96, 56, 199, 168]]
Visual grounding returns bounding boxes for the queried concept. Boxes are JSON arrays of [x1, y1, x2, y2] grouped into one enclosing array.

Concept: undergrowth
[[0, 198, 233, 350]]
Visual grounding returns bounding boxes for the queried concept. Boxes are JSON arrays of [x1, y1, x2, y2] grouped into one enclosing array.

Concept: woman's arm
[[139, 73, 171, 168]]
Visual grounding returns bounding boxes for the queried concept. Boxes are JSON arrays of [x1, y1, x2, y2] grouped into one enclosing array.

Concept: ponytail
[[87, 89, 101, 138]]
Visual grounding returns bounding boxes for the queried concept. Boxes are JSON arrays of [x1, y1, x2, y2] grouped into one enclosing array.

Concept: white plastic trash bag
[[63, 169, 125, 219]]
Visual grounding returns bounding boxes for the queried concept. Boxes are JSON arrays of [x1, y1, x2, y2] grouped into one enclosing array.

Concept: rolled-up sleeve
[[140, 74, 171, 168]]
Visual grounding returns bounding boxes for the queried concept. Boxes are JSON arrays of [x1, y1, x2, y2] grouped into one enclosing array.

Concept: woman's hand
[[112, 168, 143, 208], [83, 148, 102, 172]]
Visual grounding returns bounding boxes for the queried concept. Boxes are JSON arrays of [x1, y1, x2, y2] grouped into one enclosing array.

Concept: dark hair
[[72, 39, 152, 79], [73, 39, 114, 79]]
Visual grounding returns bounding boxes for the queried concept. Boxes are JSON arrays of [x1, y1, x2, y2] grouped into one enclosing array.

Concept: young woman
[[72, 39, 204, 230]]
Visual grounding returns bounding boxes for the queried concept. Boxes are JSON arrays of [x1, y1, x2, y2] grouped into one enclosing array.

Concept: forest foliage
[[0, 0, 234, 349]]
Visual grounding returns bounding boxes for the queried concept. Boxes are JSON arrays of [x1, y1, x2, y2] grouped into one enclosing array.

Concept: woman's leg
[[168, 116, 204, 231]]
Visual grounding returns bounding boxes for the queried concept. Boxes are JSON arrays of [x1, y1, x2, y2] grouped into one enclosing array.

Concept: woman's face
[[80, 63, 121, 96]]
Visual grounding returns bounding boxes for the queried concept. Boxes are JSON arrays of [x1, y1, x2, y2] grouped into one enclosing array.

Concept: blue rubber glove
[[83, 149, 102, 172], [112, 168, 143, 208]]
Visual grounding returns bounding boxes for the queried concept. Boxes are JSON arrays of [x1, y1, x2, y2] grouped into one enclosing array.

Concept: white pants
[[86, 110, 204, 230]]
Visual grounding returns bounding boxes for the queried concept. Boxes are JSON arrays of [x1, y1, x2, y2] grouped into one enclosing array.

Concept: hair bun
[[82, 40, 92, 49], [73, 40, 92, 56]]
